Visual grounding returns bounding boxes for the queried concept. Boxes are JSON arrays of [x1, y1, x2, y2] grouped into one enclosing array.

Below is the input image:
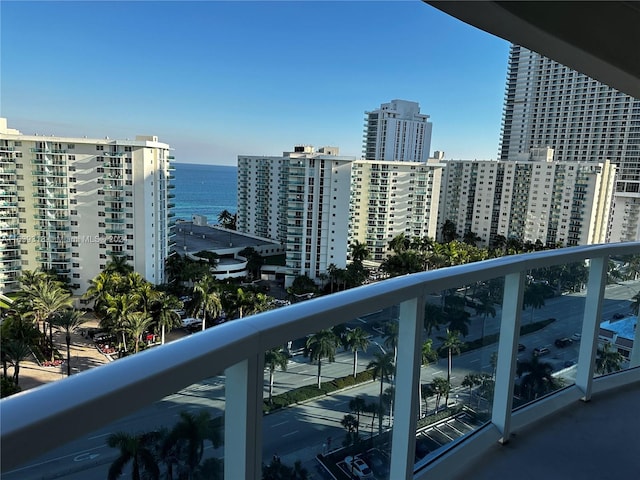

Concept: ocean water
[[172, 163, 237, 223]]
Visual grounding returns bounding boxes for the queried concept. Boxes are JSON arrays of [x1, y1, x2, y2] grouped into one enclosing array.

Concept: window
[[96, 145, 104, 151]]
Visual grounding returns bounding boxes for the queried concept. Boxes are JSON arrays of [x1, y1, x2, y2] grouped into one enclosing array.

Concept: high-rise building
[[363, 99, 433, 162], [237, 146, 354, 286], [438, 148, 616, 247], [349, 159, 443, 262], [499, 45, 640, 241], [0, 118, 174, 293]]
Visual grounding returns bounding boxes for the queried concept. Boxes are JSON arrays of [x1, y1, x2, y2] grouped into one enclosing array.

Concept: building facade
[[0, 118, 174, 293], [438, 149, 616, 247], [499, 45, 640, 241], [363, 99, 433, 162], [237, 146, 354, 287], [349, 159, 443, 262]]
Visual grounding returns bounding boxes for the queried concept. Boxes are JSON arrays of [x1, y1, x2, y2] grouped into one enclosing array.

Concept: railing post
[[224, 353, 264, 480], [390, 297, 424, 480], [575, 255, 608, 401], [492, 271, 525, 444]]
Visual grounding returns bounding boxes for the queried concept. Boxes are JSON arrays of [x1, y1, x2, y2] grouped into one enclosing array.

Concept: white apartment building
[[363, 99, 433, 162], [237, 146, 354, 287], [0, 118, 174, 293], [439, 148, 616, 247], [349, 159, 443, 262], [500, 45, 640, 241]]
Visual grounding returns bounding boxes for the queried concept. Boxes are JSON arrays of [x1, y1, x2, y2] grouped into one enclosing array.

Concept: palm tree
[[431, 377, 450, 411], [105, 293, 138, 352], [107, 431, 161, 480], [264, 348, 288, 404], [51, 310, 87, 376], [169, 410, 223, 473], [192, 274, 222, 330], [596, 342, 624, 374], [344, 327, 369, 377], [349, 240, 370, 263], [304, 330, 338, 388], [217, 209, 235, 229], [383, 320, 399, 365], [341, 414, 359, 433], [438, 329, 463, 405], [349, 396, 367, 435], [126, 312, 154, 353], [367, 351, 395, 434], [424, 302, 445, 336], [104, 254, 134, 275], [523, 282, 549, 323], [27, 279, 73, 361], [474, 295, 496, 343], [4, 339, 33, 387], [327, 263, 338, 293], [84, 271, 120, 318], [154, 294, 182, 345], [516, 355, 558, 400]]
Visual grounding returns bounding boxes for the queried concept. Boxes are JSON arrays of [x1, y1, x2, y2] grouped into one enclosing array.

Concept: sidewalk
[[15, 314, 111, 392]]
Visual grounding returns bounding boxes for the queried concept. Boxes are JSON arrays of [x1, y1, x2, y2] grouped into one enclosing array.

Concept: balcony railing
[[1, 243, 639, 480]]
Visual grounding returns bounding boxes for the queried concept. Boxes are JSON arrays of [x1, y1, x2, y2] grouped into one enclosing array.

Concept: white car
[[181, 317, 202, 328], [344, 456, 374, 479]]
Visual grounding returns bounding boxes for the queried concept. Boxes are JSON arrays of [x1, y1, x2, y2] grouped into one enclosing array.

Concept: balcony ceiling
[[425, 1, 640, 98]]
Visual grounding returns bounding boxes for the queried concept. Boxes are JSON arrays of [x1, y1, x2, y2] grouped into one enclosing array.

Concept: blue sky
[[1, 1, 510, 165]]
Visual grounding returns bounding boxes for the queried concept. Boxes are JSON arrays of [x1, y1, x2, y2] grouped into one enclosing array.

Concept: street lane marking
[[272, 421, 288, 427], [469, 359, 479, 363], [88, 432, 112, 440], [282, 430, 298, 437], [3, 445, 105, 474]]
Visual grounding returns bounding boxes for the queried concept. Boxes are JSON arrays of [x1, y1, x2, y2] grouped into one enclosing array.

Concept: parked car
[[533, 347, 551, 357], [554, 337, 573, 348], [181, 317, 202, 328], [518, 343, 526, 352], [571, 332, 582, 342], [344, 456, 374, 479], [613, 313, 625, 320]]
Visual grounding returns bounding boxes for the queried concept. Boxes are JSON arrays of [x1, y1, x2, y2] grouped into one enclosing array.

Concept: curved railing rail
[[1, 243, 640, 479]]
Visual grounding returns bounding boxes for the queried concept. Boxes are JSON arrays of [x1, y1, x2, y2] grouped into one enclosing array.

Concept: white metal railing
[[1, 243, 640, 479]]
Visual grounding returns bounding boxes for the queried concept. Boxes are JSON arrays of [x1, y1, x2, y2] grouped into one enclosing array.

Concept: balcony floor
[[454, 381, 640, 479]]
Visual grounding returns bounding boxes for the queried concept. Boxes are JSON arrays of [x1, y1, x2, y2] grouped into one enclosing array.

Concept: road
[[5, 281, 637, 479]]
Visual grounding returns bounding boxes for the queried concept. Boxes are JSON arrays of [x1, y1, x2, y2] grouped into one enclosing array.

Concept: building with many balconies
[[363, 99, 433, 162], [0, 118, 175, 293], [238, 146, 354, 286], [349, 158, 444, 262], [438, 148, 616, 247]]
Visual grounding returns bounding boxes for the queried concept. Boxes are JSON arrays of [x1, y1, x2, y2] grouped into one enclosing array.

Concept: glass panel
[[596, 257, 640, 375], [4, 375, 226, 480], [416, 278, 502, 468], [264, 308, 397, 480], [514, 263, 586, 407]]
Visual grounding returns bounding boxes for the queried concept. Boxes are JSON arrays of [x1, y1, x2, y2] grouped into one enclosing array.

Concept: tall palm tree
[[349, 240, 370, 263], [431, 377, 450, 411], [344, 327, 369, 377], [474, 295, 496, 343], [27, 280, 73, 361], [4, 339, 33, 387], [51, 310, 87, 376], [523, 282, 549, 323], [107, 431, 161, 480], [126, 312, 154, 353], [516, 355, 558, 400], [105, 293, 138, 352], [420, 339, 438, 415], [191, 274, 222, 330], [84, 271, 121, 318], [367, 351, 395, 434], [264, 348, 288, 404], [169, 410, 223, 473], [349, 396, 367, 435], [383, 320, 399, 365], [438, 329, 463, 405], [304, 330, 338, 388], [596, 342, 624, 374], [154, 293, 182, 345]]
